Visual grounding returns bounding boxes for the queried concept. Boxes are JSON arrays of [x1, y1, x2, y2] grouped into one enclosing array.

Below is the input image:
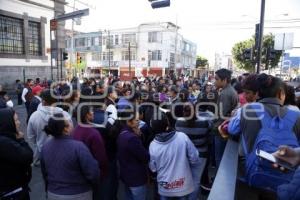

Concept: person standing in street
[[22, 79, 34, 116], [0, 108, 33, 200], [41, 113, 99, 200], [15, 80, 23, 105], [27, 89, 71, 166], [214, 68, 238, 168], [27, 85, 44, 122]]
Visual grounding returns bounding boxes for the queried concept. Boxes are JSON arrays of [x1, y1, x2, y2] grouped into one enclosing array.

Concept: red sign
[[50, 20, 57, 31]]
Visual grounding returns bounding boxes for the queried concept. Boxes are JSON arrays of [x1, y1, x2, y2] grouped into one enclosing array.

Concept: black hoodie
[[0, 108, 33, 193]]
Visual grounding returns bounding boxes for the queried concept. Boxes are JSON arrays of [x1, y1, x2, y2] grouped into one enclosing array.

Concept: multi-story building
[[65, 22, 197, 79], [214, 52, 234, 71], [0, 0, 66, 88]]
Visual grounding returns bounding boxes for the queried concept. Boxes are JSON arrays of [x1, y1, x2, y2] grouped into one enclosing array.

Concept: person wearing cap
[[27, 85, 44, 122]]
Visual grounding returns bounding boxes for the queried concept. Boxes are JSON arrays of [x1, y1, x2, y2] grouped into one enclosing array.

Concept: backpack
[[242, 103, 300, 191]]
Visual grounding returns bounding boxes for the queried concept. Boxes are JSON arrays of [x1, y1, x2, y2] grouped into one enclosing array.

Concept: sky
[[65, 0, 300, 64]]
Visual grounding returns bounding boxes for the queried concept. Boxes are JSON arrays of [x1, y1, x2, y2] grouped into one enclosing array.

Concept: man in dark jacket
[[0, 108, 33, 200], [27, 85, 44, 122]]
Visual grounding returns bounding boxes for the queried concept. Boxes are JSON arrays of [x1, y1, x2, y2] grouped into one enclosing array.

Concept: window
[[28, 21, 41, 56], [75, 38, 85, 47], [101, 52, 113, 61], [0, 15, 24, 54], [92, 53, 101, 61], [170, 53, 175, 64], [115, 35, 119, 45], [122, 51, 136, 61], [102, 36, 106, 46], [148, 32, 162, 43], [151, 50, 162, 61], [87, 37, 91, 47], [122, 33, 136, 44]]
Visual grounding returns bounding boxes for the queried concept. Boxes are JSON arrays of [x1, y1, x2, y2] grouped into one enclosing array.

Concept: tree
[[232, 33, 282, 72], [196, 56, 209, 68]]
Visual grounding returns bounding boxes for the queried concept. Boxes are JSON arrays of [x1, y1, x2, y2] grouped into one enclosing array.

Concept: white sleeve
[[149, 144, 157, 172], [184, 133, 200, 165], [21, 88, 28, 103], [106, 105, 117, 125], [27, 116, 37, 150]]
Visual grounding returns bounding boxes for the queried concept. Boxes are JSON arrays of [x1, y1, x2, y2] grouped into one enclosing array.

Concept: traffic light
[[76, 52, 82, 64], [266, 48, 281, 61], [243, 48, 253, 60], [149, 0, 170, 9], [63, 52, 68, 61]]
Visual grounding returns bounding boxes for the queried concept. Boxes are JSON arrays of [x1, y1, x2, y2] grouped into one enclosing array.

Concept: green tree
[[196, 56, 209, 68], [232, 33, 282, 72]]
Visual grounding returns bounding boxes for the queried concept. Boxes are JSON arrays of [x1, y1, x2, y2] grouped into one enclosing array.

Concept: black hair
[[242, 74, 259, 93], [107, 86, 115, 95], [169, 85, 178, 94], [110, 106, 136, 139], [215, 68, 232, 83], [257, 73, 285, 99], [179, 88, 189, 102], [44, 113, 67, 137], [27, 79, 32, 83], [233, 82, 243, 94], [284, 84, 296, 106], [80, 105, 92, 124], [41, 89, 57, 105], [150, 112, 169, 135], [16, 80, 20, 83]]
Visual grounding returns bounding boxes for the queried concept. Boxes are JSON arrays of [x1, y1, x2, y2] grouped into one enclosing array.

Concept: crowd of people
[[0, 69, 300, 200]]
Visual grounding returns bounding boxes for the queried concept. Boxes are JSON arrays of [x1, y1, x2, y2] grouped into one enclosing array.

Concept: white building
[[214, 52, 234, 71], [66, 22, 197, 79], [0, 0, 66, 88]]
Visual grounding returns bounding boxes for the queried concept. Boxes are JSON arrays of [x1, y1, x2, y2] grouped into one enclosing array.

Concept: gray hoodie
[[149, 131, 200, 197], [27, 105, 72, 155]]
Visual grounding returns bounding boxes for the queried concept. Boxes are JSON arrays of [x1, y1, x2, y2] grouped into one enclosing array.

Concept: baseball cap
[[32, 85, 44, 95]]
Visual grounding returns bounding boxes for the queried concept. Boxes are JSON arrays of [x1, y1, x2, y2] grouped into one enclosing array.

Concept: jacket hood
[[37, 105, 65, 122], [0, 108, 17, 138], [155, 131, 176, 143]]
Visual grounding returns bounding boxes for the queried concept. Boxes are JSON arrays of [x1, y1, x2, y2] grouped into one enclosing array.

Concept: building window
[[122, 51, 136, 61], [75, 38, 85, 47], [170, 53, 175, 63], [101, 52, 113, 61], [122, 33, 136, 44], [151, 50, 162, 61], [87, 37, 91, 47], [0, 15, 24, 54], [28, 21, 41, 56], [115, 35, 119, 45], [92, 52, 101, 61], [148, 32, 162, 43]]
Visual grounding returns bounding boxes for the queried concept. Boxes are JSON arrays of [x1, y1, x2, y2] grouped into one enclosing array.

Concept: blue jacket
[[277, 167, 300, 200]]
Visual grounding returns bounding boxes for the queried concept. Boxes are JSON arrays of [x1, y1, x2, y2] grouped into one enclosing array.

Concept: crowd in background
[[1, 69, 300, 200]]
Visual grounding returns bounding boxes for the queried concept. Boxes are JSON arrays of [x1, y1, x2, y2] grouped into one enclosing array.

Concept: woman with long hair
[[0, 108, 33, 200]]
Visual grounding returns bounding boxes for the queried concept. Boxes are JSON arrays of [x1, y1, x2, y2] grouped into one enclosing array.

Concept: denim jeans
[[214, 136, 227, 168], [189, 158, 207, 200], [124, 184, 146, 200]]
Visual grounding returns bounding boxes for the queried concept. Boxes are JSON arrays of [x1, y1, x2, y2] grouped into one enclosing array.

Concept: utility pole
[[256, 0, 266, 74], [129, 42, 131, 78], [108, 30, 111, 76], [174, 15, 178, 77], [70, 0, 76, 77]]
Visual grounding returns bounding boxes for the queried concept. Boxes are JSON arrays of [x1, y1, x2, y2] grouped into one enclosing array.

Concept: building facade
[[214, 52, 234, 71], [0, 0, 66, 88], [65, 22, 197, 79]]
